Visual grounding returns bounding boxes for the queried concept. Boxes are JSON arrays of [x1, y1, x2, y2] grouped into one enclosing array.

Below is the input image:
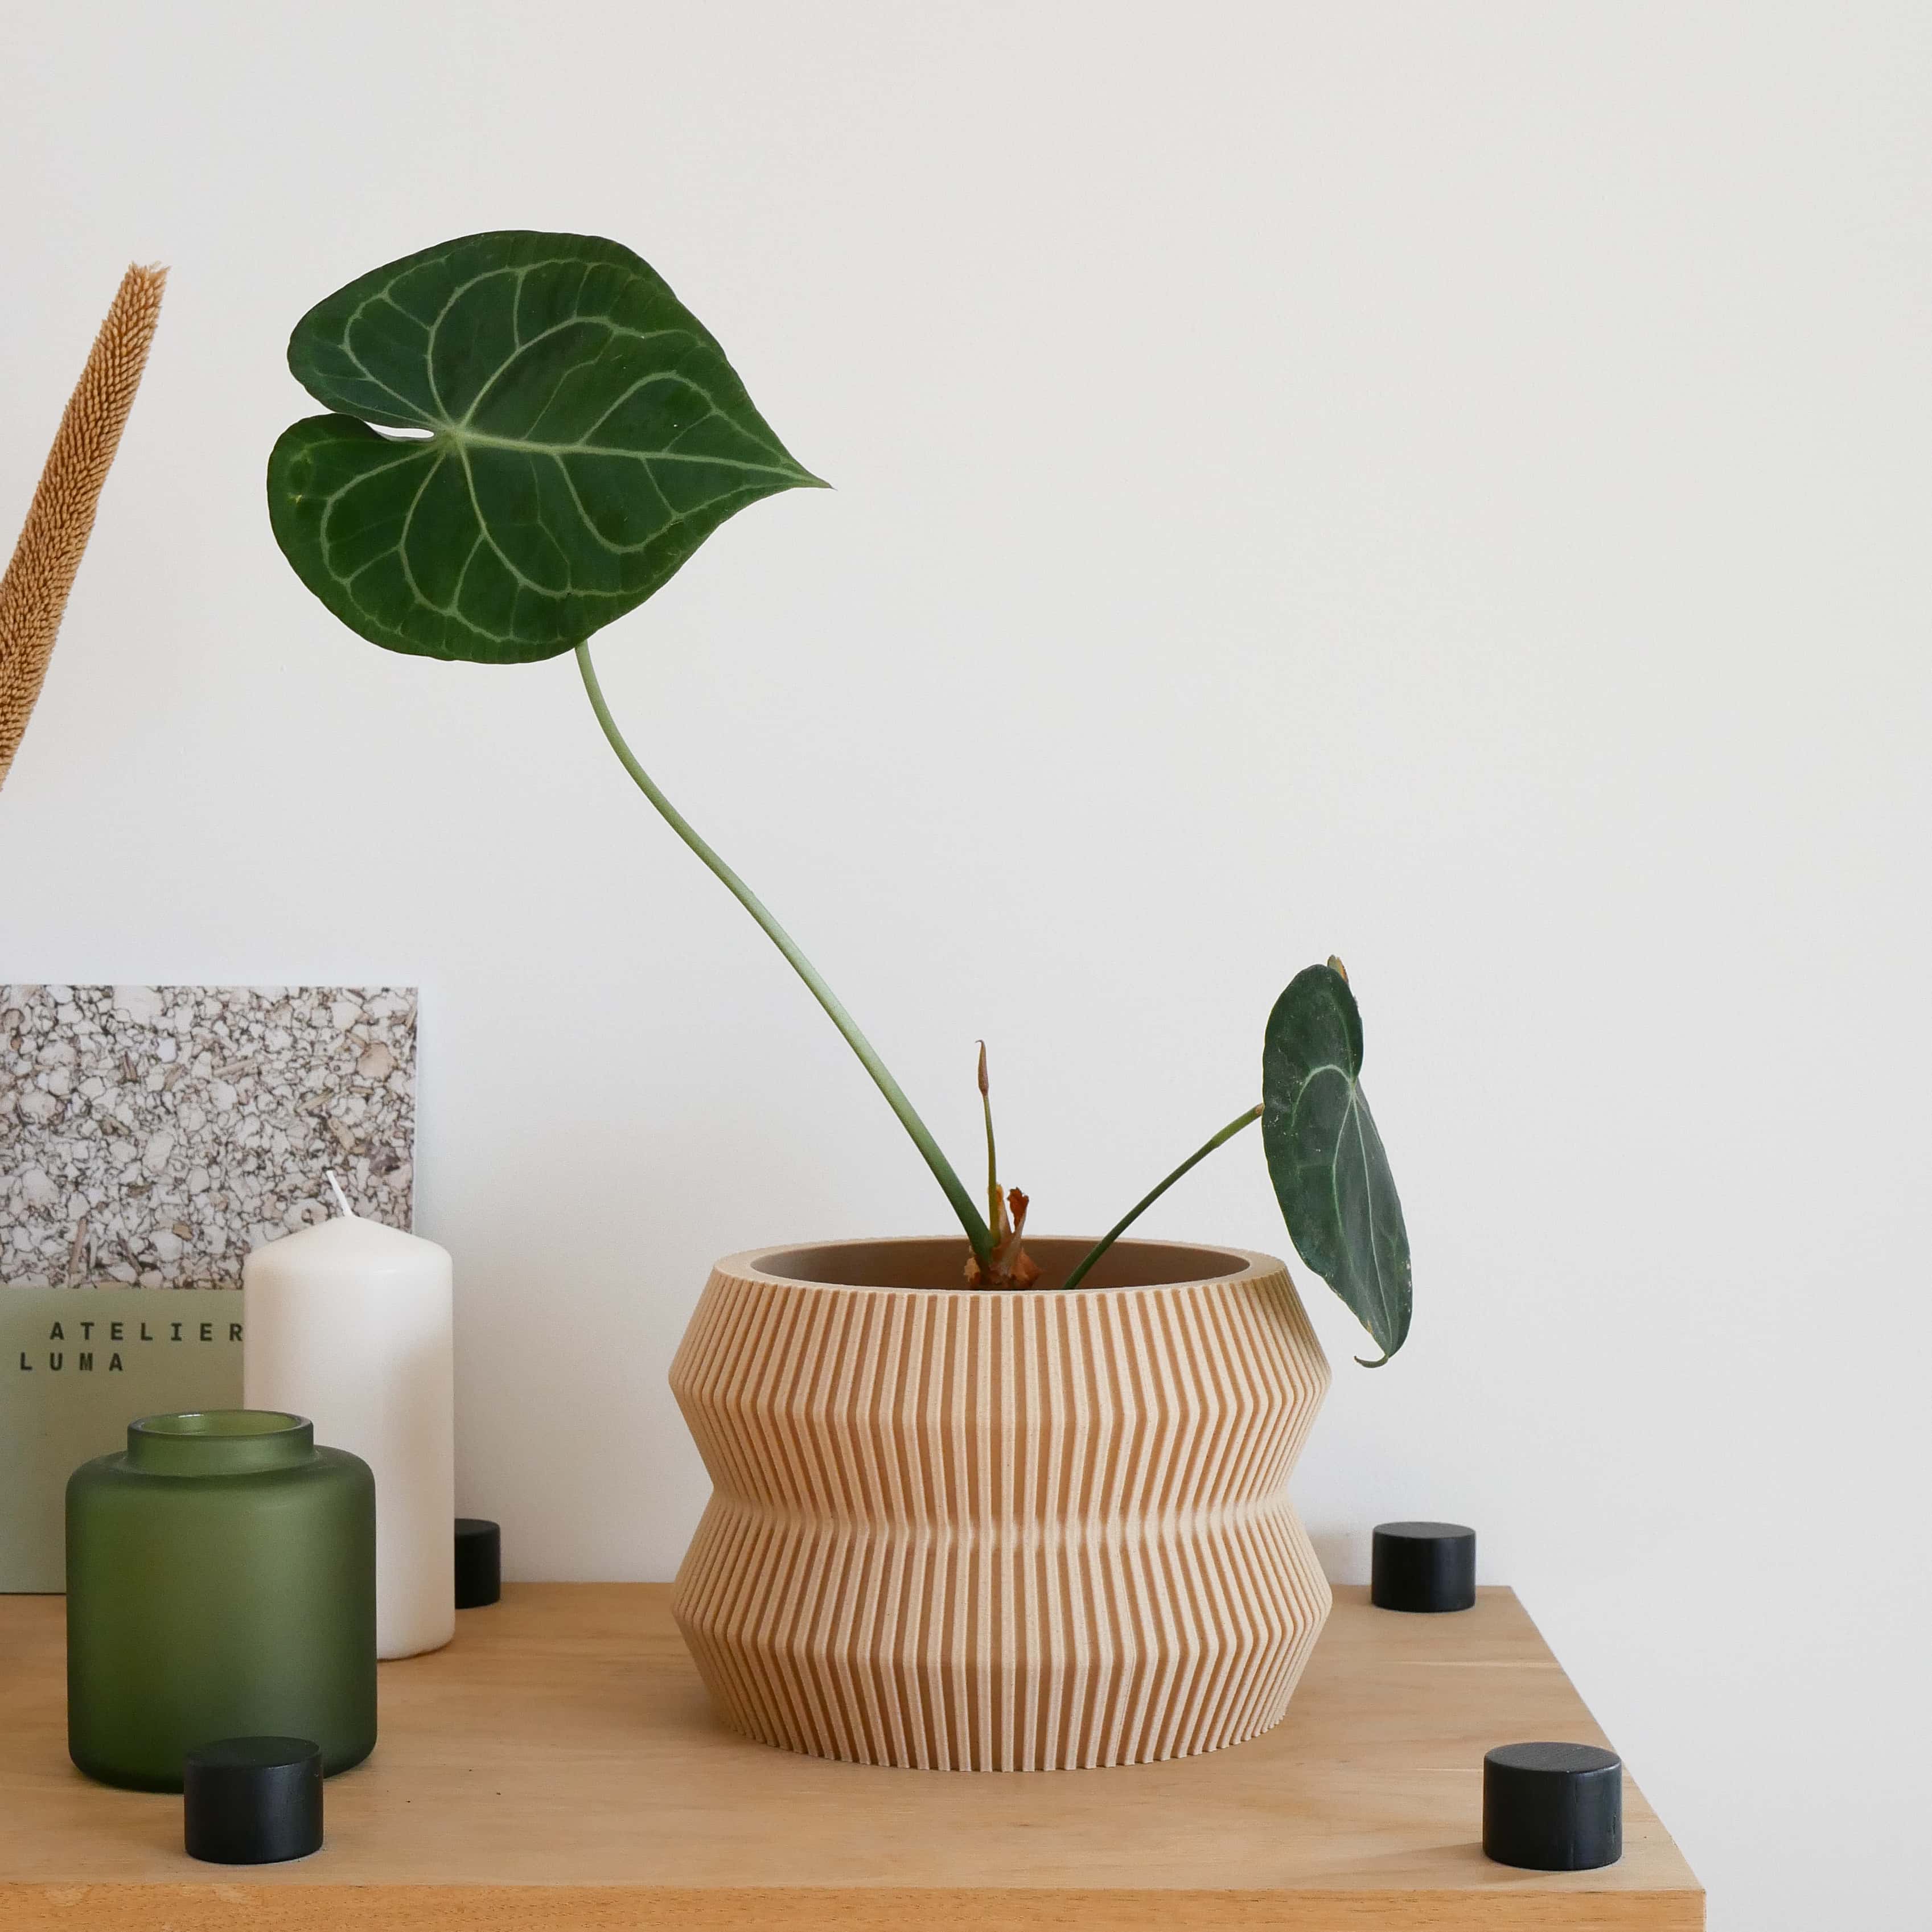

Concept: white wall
[[4, 3, 1926, 1923]]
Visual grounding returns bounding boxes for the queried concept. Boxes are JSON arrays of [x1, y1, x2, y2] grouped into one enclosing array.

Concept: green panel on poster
[[0, 1288, 242, 1592]]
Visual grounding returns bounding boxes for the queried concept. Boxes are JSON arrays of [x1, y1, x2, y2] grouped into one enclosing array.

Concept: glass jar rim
[[130, 1409, 307, 1440], [125, 1410, 316, 1474]]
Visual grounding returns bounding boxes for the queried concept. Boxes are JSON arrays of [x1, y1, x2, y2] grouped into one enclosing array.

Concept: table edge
[[0, 1880, 1707, 1931]]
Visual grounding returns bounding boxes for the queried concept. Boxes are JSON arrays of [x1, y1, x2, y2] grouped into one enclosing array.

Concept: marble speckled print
[[1, 986, 415, 1286]]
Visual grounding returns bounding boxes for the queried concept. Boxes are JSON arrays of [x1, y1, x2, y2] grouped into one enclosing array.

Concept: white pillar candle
[[243, 1191, 455, 1659]]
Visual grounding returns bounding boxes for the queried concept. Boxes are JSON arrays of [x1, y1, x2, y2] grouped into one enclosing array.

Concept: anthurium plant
[[267, 231, 1413, 1363]]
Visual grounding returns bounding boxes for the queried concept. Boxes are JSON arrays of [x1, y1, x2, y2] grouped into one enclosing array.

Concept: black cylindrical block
[[1483, 1742, 1623, 1871], [183, 1736, 323, 1865], [455, 1517, 501, 1609], [1371, 1520, 1476, 1612]]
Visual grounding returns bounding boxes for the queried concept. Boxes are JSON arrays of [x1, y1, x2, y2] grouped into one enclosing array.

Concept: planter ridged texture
[[670, 1239, 1332, 1771]]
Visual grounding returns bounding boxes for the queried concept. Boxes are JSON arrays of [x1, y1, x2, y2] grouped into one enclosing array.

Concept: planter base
[[671, 1239, 1332, 1770]]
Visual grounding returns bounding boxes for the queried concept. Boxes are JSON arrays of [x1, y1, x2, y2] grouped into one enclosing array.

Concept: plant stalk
[[576, 643, 994, 1264], [1062, 1104, 1263, 1292], [977, 1041, 1001, 1235]]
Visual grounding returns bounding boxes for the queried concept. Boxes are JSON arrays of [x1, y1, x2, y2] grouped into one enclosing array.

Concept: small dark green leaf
[[267, 231, 824, 664], [1261, 963, 1412, 1364]]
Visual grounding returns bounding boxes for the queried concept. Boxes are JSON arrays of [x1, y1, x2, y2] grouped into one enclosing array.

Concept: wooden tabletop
[[0, 1582, 1701, 1930]]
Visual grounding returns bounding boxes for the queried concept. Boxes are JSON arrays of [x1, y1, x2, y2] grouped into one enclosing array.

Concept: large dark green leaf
[[267, 231, 824, 663], [1261, 963, 1412, 1364]]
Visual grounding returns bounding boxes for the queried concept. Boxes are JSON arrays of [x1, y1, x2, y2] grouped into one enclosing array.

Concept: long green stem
[[1062, 1104, 1263, 1292], [576, 643, 993, 1263]]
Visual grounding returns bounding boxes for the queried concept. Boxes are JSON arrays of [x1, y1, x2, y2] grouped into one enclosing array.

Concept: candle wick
[[326, 1171, 355, 1219]]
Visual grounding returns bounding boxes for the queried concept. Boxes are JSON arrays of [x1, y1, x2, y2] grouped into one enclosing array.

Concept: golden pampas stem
[[0, 262, 167, 792]]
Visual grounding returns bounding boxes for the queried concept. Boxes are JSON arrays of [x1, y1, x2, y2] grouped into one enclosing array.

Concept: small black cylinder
[[183, 1736, 322, 1865], [1371, 1520, 1476, 1612], [455, 1517, 502, 1609], [1483, 1742, 1623, 1871]]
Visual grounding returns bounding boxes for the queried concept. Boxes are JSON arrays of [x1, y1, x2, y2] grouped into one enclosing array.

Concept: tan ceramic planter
[[669, 1237, 1332, 1770]]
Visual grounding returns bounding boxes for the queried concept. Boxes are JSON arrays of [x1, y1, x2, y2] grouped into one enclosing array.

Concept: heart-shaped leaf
[[1261, 963, 1412, 1364], [267, 231, 824, 664]]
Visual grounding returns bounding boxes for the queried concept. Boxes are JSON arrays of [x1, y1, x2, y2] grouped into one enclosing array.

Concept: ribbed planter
[[669, 1237, 1332, 1771]]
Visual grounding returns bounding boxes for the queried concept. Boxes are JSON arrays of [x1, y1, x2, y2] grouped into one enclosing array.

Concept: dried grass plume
[[0, 262, 167, 791]]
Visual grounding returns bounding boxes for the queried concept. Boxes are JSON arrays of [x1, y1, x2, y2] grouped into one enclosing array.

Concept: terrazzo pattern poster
[[1, 985, 416, 1288]]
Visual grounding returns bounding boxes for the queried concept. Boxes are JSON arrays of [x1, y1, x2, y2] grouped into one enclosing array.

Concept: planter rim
[[714, 1235, 1285, 1298]]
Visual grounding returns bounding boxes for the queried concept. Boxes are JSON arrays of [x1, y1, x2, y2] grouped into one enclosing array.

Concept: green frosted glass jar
[[66, 1410, 376, 1791]]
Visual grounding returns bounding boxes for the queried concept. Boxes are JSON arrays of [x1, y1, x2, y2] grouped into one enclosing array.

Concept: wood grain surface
[[0, 1582, 1702, 1930]]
